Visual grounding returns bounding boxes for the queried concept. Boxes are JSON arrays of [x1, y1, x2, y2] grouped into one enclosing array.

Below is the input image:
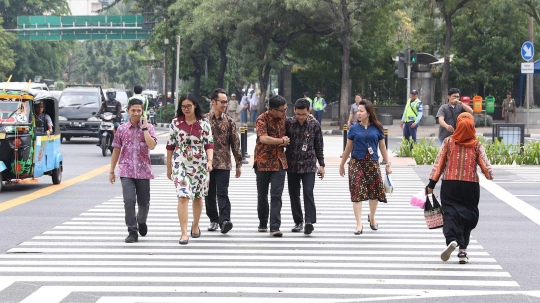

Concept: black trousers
[[204, 169, 231, 226], [287, 172, 317, 224], [255, 165, 286, 231]]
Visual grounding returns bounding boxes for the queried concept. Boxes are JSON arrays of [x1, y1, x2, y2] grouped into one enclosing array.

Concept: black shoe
[[258, 226, 268, 232], [138, 223, 147, 236], [207, 222, 219, 231], [125, 232, 138, 243], [354, 227, 363, 235], [179, 236, 189, 245], [304, 223, 314, 235], [291, 223, 303, 232], [368, 215, 378, 231], [190, 226, 201, 238], [458, 251, 469, 264], [221, 221, 233, 234], [270, 230, 283, 237]]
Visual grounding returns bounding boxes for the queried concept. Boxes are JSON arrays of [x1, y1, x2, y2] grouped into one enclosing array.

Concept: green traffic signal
[[410, 50, 417, 64]]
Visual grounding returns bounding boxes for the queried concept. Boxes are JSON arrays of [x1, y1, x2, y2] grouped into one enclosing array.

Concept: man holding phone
[[285, 98, 325, 235], [109, 98, 157, 243]]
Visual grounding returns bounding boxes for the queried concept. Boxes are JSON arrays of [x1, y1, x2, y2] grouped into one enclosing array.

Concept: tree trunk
[[258, 64, 271, 114], [191, 55, 201, 100], [339, 2, 351, 128], [440, 14, 452, 105], [217, 38, 228, 89]]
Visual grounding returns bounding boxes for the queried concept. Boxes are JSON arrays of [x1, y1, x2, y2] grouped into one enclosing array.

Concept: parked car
[[0, 82, 49, 91], [58, 85, 104, 141], [50, 90, 62, 100]]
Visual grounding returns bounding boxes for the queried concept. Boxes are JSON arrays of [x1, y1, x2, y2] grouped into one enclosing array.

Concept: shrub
[[474, 114, 493, 127]]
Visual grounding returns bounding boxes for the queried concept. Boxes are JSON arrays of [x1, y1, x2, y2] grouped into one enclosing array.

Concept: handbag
[[383, 174, 393, 193], [423, 188, 443, 229]]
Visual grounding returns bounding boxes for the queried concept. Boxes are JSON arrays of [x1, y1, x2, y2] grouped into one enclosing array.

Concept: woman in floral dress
[[166, 94, 214, 245]]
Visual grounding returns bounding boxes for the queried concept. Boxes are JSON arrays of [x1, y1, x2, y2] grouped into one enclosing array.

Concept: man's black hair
[[210, 88, 227, 100], [294, 98, 310, 110], [128, 97, 143, 109], [268, 95, 287, 109], [134, 85, 143, 94], [448, 88, 461, 96]]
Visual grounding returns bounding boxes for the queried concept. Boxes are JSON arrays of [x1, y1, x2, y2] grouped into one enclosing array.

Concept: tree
[[0, 18, 15, 81], [434, 0, 472, 104]]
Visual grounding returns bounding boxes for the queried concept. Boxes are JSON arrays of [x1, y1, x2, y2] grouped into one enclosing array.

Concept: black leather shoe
[[258, 226, 268, 232], [138, 223, 147, 236], [221, 221, 233, 234], [125, 232, 138, 243], [270, 230, 283, 237], [291, 223, 303, 232], [190, 226, 201, 238], [207, 222, 219, 231], [354, 227, 363, 235], [304, 223, 314, 235], [368, 215, 378, 231]]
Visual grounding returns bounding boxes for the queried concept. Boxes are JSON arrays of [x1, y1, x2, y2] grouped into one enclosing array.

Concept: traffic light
[[409, 49, 417, 64], [395, 50, 406, 78]]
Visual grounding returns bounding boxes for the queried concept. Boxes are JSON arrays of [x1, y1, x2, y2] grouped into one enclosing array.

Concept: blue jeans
[[250, 110, 258, 123], [240, 109, 248, 124], [403, 122, 418, 143], [314, 111, 324, 125]]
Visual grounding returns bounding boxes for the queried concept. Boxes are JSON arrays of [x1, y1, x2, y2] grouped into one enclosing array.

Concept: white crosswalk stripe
[[0, 167, 521, 302]]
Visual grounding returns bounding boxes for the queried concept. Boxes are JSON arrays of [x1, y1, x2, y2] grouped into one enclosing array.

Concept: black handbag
[[424, 188, 444, 229]]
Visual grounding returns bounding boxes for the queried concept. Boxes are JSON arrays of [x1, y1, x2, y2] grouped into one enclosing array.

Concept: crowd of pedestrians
[[107, 87, 492, 264]]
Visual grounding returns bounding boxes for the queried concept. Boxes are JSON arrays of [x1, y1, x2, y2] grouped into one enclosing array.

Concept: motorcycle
[[99, 112, 118, 157], [148, 108, 156, 125]]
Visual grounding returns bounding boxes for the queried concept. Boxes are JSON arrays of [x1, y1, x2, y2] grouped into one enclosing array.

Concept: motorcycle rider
[[96, 88, 122, 147]]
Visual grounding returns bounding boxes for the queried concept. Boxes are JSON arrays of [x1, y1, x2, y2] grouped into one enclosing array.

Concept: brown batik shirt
[[285, 117, 325, 173], [205, 112, 242, 170], [254, 111, 288, 171]]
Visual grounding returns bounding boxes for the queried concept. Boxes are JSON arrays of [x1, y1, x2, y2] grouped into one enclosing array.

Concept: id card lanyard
[[185, 122, 195, 161], [363, 125, 374, 155]]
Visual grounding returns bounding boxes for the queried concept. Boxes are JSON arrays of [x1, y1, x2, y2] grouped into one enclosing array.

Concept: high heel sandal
[[368, 215, 378, 231], [179, 236, 189, 245], [354, 227, 363, 235]]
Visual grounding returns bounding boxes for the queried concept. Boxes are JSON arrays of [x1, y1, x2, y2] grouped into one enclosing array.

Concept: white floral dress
[[166, 116, 214, 200]]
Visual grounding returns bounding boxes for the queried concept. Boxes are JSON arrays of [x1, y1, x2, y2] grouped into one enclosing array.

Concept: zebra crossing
[[0, 167, 523, 302]]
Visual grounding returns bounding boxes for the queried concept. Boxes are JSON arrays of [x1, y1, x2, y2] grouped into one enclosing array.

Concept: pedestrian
[[129, 84, 150, 119], [502, 91, 516, 123], [436, 88, 474, 144], [427, 112, 493, 263], [400, 89, 423, 143], [204, 88, 242, 234], [347, 93, 363, 128], [227, 93, 241, 122], [254, 94, 290, 237], [166, 93, 214, 245], [303, 91, 313, 110], [109, 98, 157, 243], [240, 92, 249, 124], [312, 91, 327, 125], [249, 89, 260, 123], [339, 100, 392, 235], [285, 98, 325, 235]]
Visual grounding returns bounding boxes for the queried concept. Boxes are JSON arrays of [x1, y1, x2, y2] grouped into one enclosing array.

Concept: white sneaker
[[441, 241, 458, 262]]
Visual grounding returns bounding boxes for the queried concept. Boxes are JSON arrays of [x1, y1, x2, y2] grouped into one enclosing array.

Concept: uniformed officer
[[501, 92, 516, 123], [400, 89, 423, 143]]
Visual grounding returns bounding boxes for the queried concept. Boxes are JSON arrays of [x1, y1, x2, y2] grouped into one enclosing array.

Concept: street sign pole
[[406, 48, 411, 96]]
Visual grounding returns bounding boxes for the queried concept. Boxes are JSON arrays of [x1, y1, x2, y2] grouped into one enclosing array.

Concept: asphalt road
[[0, 131, 539, 303]]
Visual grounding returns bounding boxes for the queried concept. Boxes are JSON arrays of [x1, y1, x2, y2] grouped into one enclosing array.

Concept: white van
[[0, 82, 49, 91]]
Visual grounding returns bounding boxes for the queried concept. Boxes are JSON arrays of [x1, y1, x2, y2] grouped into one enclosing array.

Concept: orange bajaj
[[0, 88, 63, 191]]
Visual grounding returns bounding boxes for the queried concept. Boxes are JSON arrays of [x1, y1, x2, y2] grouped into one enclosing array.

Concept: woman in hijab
[[427, 112, 493, 264]]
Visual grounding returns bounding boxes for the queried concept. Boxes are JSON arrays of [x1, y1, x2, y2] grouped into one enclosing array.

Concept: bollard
[[340, 124, 348, 158], [240, 126, 249, 164], [242, 124, 250, 159], [384, 127, 388, 151]]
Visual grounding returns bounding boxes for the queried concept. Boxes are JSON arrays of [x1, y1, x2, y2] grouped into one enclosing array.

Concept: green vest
[[404, 98, 420, 122], [313, 97, 324, 111]]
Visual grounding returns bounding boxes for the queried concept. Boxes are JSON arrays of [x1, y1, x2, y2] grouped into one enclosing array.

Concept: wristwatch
[[142, 127, 148, 131], [385, 162, 391, 167]]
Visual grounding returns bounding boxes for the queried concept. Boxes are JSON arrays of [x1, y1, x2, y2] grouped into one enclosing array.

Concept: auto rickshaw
[[0, 88, 63, 191]]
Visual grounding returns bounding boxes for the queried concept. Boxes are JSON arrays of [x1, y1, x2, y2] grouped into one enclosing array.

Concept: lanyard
[[362, 125, 370, 147]]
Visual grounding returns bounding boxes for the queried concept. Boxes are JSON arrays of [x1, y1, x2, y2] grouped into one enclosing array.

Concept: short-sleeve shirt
[[436, 104, 465, 141], [350, 103, 359, 123], [347, 124, 385, 161], [502, 98, 516, 112], [111, 123, 157, 179], [254, 111, 287, 171], [34, 113, 52, 135]]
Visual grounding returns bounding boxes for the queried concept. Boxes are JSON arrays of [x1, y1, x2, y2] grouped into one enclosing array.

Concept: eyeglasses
[[181, 104, 194, 110], [274, 108, 287, 113], [215, 100, 228, 105]]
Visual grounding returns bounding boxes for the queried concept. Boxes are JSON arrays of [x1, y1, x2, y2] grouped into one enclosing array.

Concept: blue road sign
[[522, 41, 534, 61]]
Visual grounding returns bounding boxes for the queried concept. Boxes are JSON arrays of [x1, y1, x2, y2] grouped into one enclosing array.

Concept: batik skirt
[[348, 154, 387, 203]]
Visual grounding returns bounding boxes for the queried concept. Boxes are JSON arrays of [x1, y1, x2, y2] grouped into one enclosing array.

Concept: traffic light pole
[[406, 47, 411, 96]]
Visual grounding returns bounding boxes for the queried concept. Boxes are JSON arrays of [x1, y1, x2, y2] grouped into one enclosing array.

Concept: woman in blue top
[[339, 100, 392, 235]]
